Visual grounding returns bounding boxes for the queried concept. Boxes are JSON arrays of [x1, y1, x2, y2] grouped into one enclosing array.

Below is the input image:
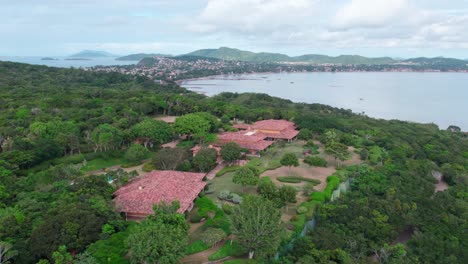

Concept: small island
[[41, 57, 58, 61], [65, 57, 92, 61]]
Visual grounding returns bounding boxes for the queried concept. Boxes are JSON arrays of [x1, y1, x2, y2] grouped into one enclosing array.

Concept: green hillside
[[185, 47, 396, 64], [116, 53, 172, 61]]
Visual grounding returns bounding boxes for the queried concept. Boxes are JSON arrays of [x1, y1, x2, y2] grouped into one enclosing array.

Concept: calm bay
[[181, 72, 468, 131]]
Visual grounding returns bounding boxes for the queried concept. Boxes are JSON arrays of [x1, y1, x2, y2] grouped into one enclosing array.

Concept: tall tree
[[230, 196, 282, 259], [152, 147, 190, 170], [325, 141, 349, 163], [90, 124, 124, 152], [220, 142, 242, 163], [0, 241, 17, 264], [131, 119, 173, 148], [127, 202, 188, 264], [124, 144, 149, 163], [280, 153, 299, 176], [174, 113, 210, 140], [232, 166, 259, 192], [192, 148, 217, 172]]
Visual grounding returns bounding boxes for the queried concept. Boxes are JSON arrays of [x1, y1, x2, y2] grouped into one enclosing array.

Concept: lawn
[[206, 172, 257, 201], [81, 157, 127, 172], [208, 241, 246, 261]]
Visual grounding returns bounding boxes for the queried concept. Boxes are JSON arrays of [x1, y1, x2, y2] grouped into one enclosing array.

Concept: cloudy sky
[[2, 0, 467, 58]]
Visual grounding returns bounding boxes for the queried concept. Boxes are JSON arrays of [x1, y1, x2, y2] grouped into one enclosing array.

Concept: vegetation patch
[[185, 240, 210, 255], [208, 241, 246, 261], [303, 156, 328, 167], [216, 165, 240, 177], [277, 176, 321, 185]]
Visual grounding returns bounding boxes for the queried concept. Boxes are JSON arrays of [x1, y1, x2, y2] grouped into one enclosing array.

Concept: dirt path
[[432, 170, 449, 193], [182, 240, 226, 264], [161, 139, 180, 148], [189, 222, 204, 235], [206, 163, 226, 180]]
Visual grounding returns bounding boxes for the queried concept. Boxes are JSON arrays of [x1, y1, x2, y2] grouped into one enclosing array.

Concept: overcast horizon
[[2, 0, 468, 58]]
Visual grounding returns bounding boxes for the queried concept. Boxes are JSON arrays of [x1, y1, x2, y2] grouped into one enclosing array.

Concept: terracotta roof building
[[217, 131, 274, 154], [113, 170, 206, 220], [234, 119, 299, 141]]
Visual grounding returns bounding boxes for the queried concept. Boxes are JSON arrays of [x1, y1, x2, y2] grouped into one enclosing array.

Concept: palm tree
[[0, 241, 18, 264]]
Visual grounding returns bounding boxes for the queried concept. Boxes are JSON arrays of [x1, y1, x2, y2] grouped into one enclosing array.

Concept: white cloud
[[187, 0, 317, 34], [331, 0, 411, 30]]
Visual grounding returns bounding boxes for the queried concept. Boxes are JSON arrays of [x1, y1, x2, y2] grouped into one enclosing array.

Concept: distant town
[[87, 54, 468, 82]]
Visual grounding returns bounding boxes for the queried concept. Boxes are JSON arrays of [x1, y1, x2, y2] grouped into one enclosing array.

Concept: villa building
[[113, 170, 206, 220], [214, 119, 299, 156], [233, 119, 299, 142]]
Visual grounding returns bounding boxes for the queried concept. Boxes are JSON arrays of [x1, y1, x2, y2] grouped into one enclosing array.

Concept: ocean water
[[0, 56, 135, 68], [181, 72, 468, 131]]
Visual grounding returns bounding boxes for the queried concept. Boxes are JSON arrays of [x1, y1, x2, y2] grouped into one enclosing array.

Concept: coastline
[[175, 69, 468, 85], [178, 71, 468, 131]]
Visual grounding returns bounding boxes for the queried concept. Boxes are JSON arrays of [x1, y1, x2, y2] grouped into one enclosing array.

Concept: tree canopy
[[230, 196, 283, 259]]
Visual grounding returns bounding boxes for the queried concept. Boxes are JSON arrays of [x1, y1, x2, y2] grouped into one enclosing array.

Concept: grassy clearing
[[208, 241, 245, 261], [206, 172, 257, 201], [81, 157, 127, 172]]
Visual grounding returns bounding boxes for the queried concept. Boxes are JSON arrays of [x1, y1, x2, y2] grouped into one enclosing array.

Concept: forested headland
[[0, 61, 466, 263]]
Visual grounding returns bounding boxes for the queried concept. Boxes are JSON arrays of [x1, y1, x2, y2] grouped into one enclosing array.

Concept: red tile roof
[[113, 170, 206, 215], [258, 128, 299, 140], [216, 131, 274, 151], [233, 123, 251, 130], [233, 119, 299, 140], [252, 119, 295, 131]]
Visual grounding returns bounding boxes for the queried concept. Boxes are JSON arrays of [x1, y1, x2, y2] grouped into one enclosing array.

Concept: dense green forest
[[0, 61, 466, 263]]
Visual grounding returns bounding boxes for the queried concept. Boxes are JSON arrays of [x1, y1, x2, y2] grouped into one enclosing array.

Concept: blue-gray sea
[[182, 72, 468, 131], [0, 56, 135, 68]]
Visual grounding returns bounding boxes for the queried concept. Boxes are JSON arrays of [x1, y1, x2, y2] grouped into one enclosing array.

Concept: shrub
[[298, 128, 314, 140], [296, 206, 308, 214], [218, 190, 230, 200], [229, 194, 243, 204], [195, 197, 219, 218], [176, 161, 192, 172], [222, 203, 233, 215], [200, 228, 226, 247], [208, 241, 245, 261], [125, 144, 149, 163], [258, 177, 278, 200], [290, 214, 298, 221], [311, 191, 326, 202], [216, 165, 240, 177], [304, 156, 328, 167], [277, 176, 321, 185], [142, 162, 155, 172], [193, 148, 217, 172], [190, 213, 203, 223], [277, 177, 301, 183], [186, 240, 209, 255]]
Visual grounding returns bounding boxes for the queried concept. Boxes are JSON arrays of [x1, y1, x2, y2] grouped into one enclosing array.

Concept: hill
[[184, 47, 396, 64], [116, 53, 172, 61], [69, 50, 117, 58], [403, 57, 468, 67]]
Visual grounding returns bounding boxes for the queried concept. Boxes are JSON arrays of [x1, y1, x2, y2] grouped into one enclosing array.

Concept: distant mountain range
[[69, 50, 118, 58], [184, 47, 396, 64], [116, 53, 172, 61]]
